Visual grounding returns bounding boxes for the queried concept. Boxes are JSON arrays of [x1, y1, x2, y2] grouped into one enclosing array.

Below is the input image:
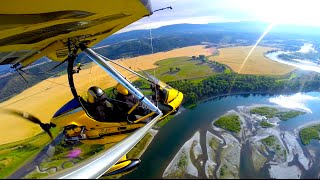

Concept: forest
[[168, 72, 320, 105]]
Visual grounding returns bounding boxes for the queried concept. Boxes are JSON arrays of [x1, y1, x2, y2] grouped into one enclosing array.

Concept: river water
[[123, 92, 320, 179], [265, 43, 320, 73]]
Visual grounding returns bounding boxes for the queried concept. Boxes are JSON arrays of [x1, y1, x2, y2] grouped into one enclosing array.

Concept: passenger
[[114, 83, 148, 122], [86, 86, 116, 121]]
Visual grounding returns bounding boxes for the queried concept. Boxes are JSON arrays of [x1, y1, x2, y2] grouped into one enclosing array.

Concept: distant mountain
[[96, 21, 320, 46]]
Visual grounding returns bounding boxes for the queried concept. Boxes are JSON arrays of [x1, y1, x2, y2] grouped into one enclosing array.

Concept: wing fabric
[[0, 0, 152, 67]]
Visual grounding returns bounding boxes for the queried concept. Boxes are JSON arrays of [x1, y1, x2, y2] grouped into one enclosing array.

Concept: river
[[265, 43, 320, 73], [122, 92, 320, 179]]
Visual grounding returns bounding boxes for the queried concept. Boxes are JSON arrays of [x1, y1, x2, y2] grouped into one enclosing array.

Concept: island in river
[[162, 104, 319, 179]]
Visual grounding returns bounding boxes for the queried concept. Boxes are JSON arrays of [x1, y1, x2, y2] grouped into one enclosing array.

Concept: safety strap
[[127, 97, 145, 115], [132, 112, 156, 124]]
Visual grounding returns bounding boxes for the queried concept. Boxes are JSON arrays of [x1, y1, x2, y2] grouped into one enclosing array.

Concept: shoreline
[[296, 121, 320, 131], [135, 129, 159, 159], [189, 92, 275, 108]]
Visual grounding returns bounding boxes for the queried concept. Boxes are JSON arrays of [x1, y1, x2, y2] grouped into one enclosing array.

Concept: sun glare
[[247, 0, 320, 26]]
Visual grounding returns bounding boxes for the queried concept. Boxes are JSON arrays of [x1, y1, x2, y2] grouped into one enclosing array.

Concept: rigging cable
[[146, 16, 158, 108]]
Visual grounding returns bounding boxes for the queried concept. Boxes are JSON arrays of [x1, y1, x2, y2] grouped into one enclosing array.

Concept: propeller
[[2, 109, 56, 139]]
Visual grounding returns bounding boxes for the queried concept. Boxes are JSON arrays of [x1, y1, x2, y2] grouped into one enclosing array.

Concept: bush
[[262, 136, 276, 147], [260, 121, 274, 128], [300, 127, 320, 145], [214, 115, 241, 133]]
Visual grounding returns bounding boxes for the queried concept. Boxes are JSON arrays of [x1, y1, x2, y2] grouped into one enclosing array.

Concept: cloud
[[117, 0, 320, 33], [118, 16, 239, 33]]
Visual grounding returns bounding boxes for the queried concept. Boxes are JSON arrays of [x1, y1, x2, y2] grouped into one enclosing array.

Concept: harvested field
[[209, 46, 296, 75], [0, 45, 213, 145]]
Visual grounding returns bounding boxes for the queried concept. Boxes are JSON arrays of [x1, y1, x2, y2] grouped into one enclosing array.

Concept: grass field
[[0, 45, 213, 145], [0, 128, 60, 179], [145, 56, 217, 82], [210, 46, 296, 75]]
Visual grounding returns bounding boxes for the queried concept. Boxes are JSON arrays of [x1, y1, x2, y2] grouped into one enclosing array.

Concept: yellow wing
[[0, 0, 152, 67]]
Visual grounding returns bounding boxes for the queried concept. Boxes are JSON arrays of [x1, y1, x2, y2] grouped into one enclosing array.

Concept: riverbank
[[127, 129, 159, 159], [265, 43, 320, 74], [184, 91, 274, 109]]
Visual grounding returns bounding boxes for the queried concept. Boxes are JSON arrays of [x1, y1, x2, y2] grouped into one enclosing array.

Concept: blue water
[[122, 92, 320, 179]]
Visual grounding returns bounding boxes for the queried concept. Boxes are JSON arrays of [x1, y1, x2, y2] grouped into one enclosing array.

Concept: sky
[[119, 0, 320, 33]]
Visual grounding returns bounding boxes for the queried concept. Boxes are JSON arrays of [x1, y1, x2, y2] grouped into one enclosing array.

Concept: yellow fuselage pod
[[104, 155, 141, 177], [51, 106, 145, 141]]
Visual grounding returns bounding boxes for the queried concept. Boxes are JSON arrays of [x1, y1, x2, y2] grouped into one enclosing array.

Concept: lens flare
[[229, 23, 275, 93], [238, 23, 275, 73], [268, 93, 320, 113], [67, 148, 82, 158]]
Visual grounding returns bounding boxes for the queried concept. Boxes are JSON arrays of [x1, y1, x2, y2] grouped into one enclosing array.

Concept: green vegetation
[[132, 79, 150, 89], [0, 145, 40, 178], [261, 135, 287, 162], [260, 121, 274, 128], [155, 115, 174, 128], [277, 111, 306, 121], [144, 56, 218, 82], [219, 165, 228, 177], [261, 136, 277, 147], [0, 128, 60, 179], [288, 72, 297, 80], [214, 114, 241, 133], [168, 72, 320, 107], [127, 133, 152, 159], [177, 151, 188, 169], [209, 138, 220, 150], [165, 150, 189, 178], [250, 107, 278, 118], [299, 127, 320, 145], [186, 103, 197, 109], [250, 107, 305, 120]]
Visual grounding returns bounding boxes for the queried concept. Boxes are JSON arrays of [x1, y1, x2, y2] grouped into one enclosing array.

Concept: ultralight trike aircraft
[[0, 0, 183, 178]]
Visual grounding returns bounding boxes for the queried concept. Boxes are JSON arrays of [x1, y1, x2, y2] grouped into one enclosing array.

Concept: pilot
[[87, 86, 115, 121]]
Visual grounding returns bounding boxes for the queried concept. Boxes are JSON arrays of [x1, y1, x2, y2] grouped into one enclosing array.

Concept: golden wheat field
[[210, 46, 296, 75], [0, 45, 213, 145]]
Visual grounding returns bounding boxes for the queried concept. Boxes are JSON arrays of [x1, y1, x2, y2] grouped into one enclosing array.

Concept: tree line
[[167, 72, 320, 105]]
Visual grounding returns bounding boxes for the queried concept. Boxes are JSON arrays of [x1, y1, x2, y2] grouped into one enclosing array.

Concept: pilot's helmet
[[116, 83, 129, 96], [87, 86, 106, 103]]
